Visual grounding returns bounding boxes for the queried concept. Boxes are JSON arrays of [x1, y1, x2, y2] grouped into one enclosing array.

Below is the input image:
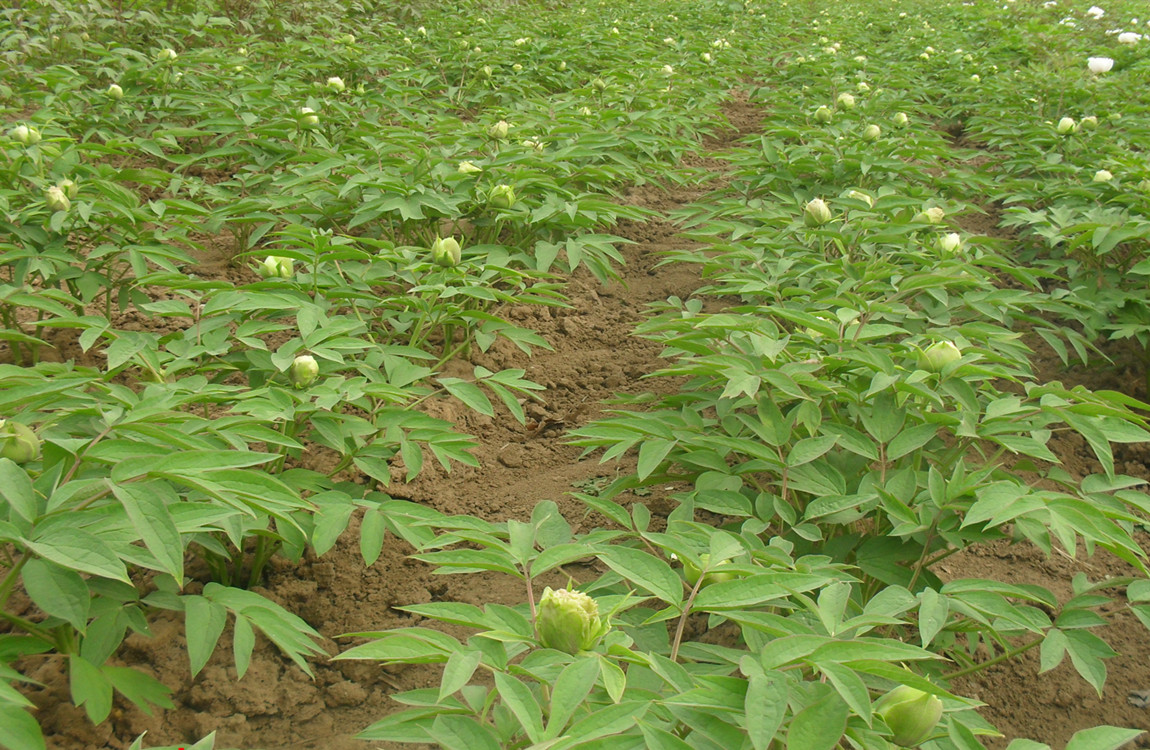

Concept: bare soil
[[22, 96, 1150, 750]]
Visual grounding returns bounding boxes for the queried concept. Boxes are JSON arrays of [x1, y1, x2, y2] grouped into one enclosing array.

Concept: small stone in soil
[[1127, 689, 1150, 708]]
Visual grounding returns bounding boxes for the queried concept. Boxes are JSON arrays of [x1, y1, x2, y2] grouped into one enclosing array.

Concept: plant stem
[[942, 635, 1043, 680]]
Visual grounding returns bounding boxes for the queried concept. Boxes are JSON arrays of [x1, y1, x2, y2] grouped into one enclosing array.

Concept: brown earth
[[21, 95, 1150, 750]]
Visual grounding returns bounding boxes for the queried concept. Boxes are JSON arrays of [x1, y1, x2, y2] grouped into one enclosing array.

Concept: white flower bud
[[45, 186, 70, 213], [488, 120, 509, 139], [326, 76, 345, 92], [457, 160, 482, 174], [298, 106, 319, 126], [836, 92, 855, 109], [431, 236, 462, 267], [1094, 169, 1114, 182], [804, 198, 833, 226], [156, 48, 178, 62], [289, 355, 319, 388], [892, 111, 909, 127], [1056, 116, 1077, 135]]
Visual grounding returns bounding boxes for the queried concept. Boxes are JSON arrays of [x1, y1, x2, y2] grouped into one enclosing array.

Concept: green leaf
[[0, 704, 46, 750], [233, 613, 255, 679], [600, 547, 682, 606], [185, 596, 228, 678], [493, 671, 544, 743], [69, 655, 113, 724], [439, 379, 494, 417], [787, 435, 837, 468], [546, 656, 601, 737], [0, 459, 38, 523], [428, 714, 502, 750], [360, 508, 387, 566], [112, 482, 184, 582], [638, 723, 693, 750], [1064, 727, 1144, 750], [25, 529, 130, 583], [785, 686, 848, 750], [745, 672, 787, 750], [817, 662, 872, 724], [1004, 741, 1050, 750], [439, 650, 483, 703], [637, 439, 676, 480], [103, 666, 174, 714], [21, 558, 89, 634], [1063, 629, 1116, 695], [918, 588, 948, 648], [886, 423, 938, 461]]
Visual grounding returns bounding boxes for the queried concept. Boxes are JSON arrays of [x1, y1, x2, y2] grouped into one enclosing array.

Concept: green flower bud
[[536, 587, 608, 654], [488, 184, 516, 209], [106, 83, 124, 100], [1093, 169, 1113, 182], [1080, 115, 1098, 130], [1056, 116, 1077, 135], [257, 256, 293, 279], [875, 686, 944, 747], [326, 76, 346, 92], [58, 179, 79, 199], [457, 160, 482, 174], [847, 190, 873, 207], [804, 197, 833, 227], [682, 554, 737, 587], [836, 92, 855, 109], [290, 354, 319, 388], [814, 105, 833, 123], [919, 340, 961, 371], [592, 77, 607, 91], [862, 123, 882, 141], [156, 48, 178, 62], [431, 236, 462, 267], [0, 420, 40, 464], [892, 111, 909, 127], [45, 186, 70, 213], [488, 120, 509, 139]]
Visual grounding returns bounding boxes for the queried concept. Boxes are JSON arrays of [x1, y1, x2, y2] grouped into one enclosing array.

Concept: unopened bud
[[804, 198, 833, 227], [862, 124, 881, 141], [892, 111, 909, 127], [290, 355, 319, 388], [45, 186, 70, 213], [488, 184, 515, 209], [0, 420, 40, 464], [815, 105, 833, 123], [1056, 116, 1077, 135], [919, 340, 962, 371], [836, 92, 856, 109], [536, 587, 609, 654], [431, 236, 462, 267], [488, 120, 509, 139], [106, 83, 124, 100], [875, 686, 944, 747]]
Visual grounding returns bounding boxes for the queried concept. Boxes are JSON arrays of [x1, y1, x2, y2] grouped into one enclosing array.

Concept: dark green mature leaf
[[428, 714, 502, 750]]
